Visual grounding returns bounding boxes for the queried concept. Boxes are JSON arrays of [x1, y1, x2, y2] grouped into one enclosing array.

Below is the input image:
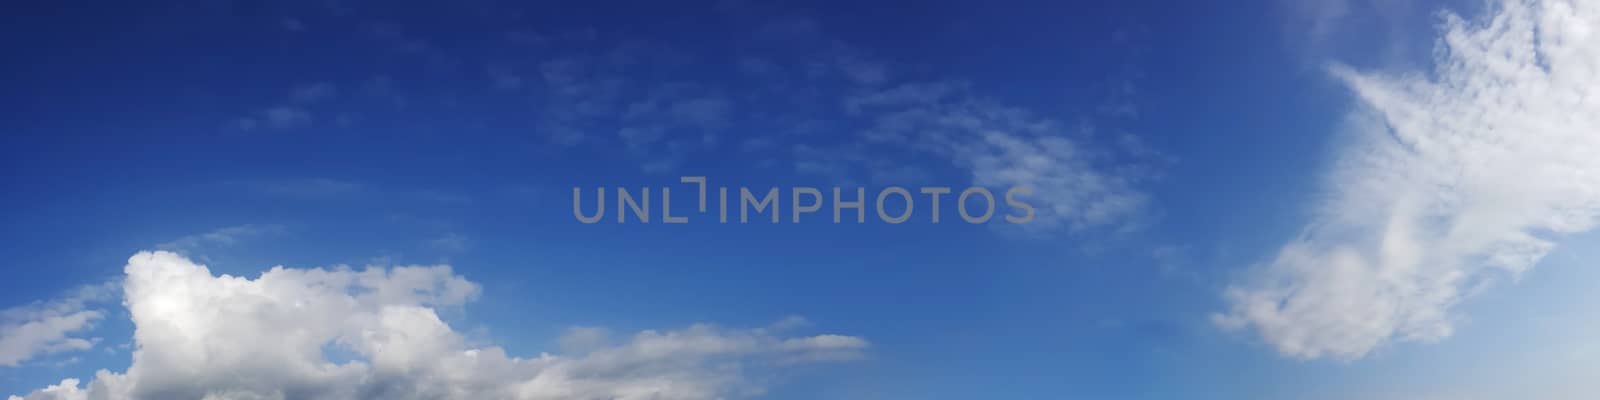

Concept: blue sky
[[4, 0, 1600, 399]]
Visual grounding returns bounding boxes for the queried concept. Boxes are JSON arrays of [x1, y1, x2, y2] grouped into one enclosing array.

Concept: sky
[[2, 0, 1599, 399]]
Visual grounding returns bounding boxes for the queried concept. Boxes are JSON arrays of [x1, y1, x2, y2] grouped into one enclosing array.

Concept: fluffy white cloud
[[9, 251, 867, 400], [1216, 0, 1600, 360], [0, 282, 114, 367]]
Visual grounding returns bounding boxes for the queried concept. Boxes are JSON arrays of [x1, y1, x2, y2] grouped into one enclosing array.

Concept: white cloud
[[535, 57, 626, 147], [835, 56, 888, 86], [290, 83, 338, 104], [425, 233, 470, 253], [1280, 0, 1425, 64], [1216, 0, 1600, 360], [233, 82, 341, 132], [235, 107, 312, 131], [156, 224, 286, 254], [668, 97, 732, 130], [611, 83, 732, 173], [1283, 0, 1352, 42], [0, 283, 116, 367], [263, 107, 312, 127], [846, 82, 1160, 232], [9, 252, 867, 400]]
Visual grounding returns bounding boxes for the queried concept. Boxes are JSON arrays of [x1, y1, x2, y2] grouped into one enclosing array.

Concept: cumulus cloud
[[1216, 0, 1600, 360], [0, 283, 115, 367], [9, 251, 867, 400]]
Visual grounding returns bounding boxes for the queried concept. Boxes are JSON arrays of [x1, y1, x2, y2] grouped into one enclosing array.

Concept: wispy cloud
[[837, 80, 1164, 233], [1217, 0, 1600, 360], [1279, 0, 1424, 63], [156, 224, 287, 254], [289, 82, 338, 103], [213, 11, 1164, 234], [0, 283, 116, 367], [242, 178, 365, 198], [234, 106, 311, 131], [425, 233, 470, 253], [281, 18, 307, 32], [233, 82, 341, 132]]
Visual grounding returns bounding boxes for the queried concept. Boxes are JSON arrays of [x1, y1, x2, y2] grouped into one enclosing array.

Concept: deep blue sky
[[5, 1, 1597, 399]]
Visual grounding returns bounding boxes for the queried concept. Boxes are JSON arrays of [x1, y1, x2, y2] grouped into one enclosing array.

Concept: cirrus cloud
[[1216, 0, 1600, 360]]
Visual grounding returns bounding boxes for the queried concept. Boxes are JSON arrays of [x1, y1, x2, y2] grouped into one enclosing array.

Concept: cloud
[[234, 106, 313, 131], [668, 97, 732, 129], [156, 224, 286, 254], [282, 18, 307, 32], [834, 55, 888, 86], [737, 57, 780, 77], [753, 17, 822, 42], [845, 82, 1161, 232], [487, 66, 525, 91], [611, 83, 732, 173], [233, 83, 342, 132], [425, 233, 470, 253], [1280, 0, 1425, 63], [244, 178, 364, 198], [1216, 0, 1600, 360], [535, 56, 627, 147], [263, 107, 311, 127], [1283, 0, 1353, 42], [290, 83, 338, 104], [0, 283, 116, 367], [8, 252, 867, 399], [304, 13, 1158, 227]]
